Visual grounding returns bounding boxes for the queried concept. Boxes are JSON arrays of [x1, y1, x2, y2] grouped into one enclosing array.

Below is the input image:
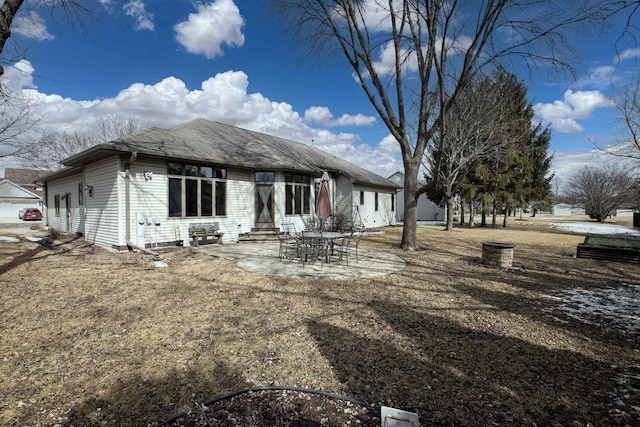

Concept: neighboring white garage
[[0, 180, 42, 219]]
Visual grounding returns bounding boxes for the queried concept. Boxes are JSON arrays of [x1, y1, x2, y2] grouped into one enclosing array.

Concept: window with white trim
[[285, 174, 310, 215], [168, 163, 226, 218]]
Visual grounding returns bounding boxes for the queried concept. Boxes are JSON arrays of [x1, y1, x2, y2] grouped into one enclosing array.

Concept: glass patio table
[[296, 231, 350, 264], [296, 231, 349, 240]]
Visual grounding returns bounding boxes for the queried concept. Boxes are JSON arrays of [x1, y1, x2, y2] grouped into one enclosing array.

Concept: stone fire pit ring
[[481, 241, 515, 268]]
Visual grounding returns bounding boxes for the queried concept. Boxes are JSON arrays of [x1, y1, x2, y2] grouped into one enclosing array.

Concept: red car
[[21, 208, 42, 221]]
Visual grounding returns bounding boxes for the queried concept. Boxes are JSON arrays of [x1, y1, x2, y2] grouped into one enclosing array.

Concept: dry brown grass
[[1, 219, 638, 426]]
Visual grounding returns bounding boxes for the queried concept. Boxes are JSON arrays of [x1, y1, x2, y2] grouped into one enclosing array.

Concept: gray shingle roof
[[60, 119, 397, 188]]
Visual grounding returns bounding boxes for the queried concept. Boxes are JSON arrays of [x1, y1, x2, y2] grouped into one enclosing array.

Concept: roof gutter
[[124, 151, 137, 249]]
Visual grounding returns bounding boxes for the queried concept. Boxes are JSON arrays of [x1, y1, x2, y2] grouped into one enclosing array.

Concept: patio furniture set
[[278, 223, 364, 266]]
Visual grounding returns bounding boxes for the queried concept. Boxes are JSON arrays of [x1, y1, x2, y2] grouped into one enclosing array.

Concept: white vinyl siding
[[219, 169, 253, 242], [46, 172, 84, 234], [128, 158, 170, 247], [334, 175, 354, 226], [128, 162, 252, 245], [351, 184, 396, 228], [84, 157, 121, 248], [274, 172, 311, 232]]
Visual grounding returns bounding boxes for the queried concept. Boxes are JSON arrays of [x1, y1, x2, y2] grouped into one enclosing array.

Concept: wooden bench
[[189, 222, 224, 246]]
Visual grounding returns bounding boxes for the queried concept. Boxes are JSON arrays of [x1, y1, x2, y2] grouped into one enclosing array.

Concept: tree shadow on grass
[[0, 234, 86, 275], [307, 301, 630, 426], [61, 362, 251, 427]]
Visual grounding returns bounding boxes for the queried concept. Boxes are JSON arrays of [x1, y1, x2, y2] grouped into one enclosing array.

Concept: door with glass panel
[[255, 172, 275, 228]]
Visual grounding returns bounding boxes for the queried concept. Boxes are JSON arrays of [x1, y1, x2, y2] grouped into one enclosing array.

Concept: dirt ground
[[1, 218, 639, 426]]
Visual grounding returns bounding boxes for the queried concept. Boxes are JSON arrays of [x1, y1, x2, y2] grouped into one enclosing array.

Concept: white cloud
[[533, 90, 615, 133], [575, 66, 617, 89], [368, 35, 472, 77], [550, 144, 637, 186], [123, 0, 155, 32], [304, 106, 333, 124], [304, 106, 376, 127], [378, 134, 401, 154], [1, 60, 36, 91], [615, 47, 640, 63], [174, 0, 245, 59], [1, 61, 401, 177], [12, 12, 54, 41]]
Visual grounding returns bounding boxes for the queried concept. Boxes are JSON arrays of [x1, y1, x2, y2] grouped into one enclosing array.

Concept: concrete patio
[[196, 242, 405, 280]]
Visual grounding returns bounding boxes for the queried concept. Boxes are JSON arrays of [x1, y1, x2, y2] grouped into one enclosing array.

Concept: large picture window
[[168, 163, 226, 218], [285, 174, 310, 215]]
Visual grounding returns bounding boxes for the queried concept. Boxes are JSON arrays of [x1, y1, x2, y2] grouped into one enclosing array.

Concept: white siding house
[[387, 171, 446, 222], [40, 119, 398, 251], [0, 168, 46, 219], [0, 180, 42, 219]]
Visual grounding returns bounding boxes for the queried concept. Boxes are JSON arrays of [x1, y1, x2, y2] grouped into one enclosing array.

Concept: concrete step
[[239, 229, 281, 243]]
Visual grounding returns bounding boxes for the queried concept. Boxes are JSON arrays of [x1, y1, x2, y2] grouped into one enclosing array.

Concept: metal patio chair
[[279, 223, 300, 260], [300, 231, 327, 267]]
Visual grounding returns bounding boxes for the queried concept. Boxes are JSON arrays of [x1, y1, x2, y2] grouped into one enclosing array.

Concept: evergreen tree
[[457, 72, 553, 227]]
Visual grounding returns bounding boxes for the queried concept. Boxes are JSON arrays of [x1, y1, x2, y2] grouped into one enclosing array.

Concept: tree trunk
[[460, 202, 466, 227], [491, 203, 497, 228], [503, 211, 508, 228], [0, 0, 25, 74], [446, 196, 454, 230], [400, 167, 419, 250], [469, 202, 475, 227]]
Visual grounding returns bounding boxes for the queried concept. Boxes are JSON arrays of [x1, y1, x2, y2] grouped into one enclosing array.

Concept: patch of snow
[[25, 236, 42, 242], [541, 283, 640, 337], [153, 261, 169, 268], [0, 236, 20, 243]]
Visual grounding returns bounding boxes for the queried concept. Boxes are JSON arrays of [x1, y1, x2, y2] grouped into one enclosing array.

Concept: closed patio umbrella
[[316, 170, 332, 220]]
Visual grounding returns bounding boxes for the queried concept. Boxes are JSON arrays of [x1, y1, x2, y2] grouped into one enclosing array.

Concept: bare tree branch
[[272, 0, 626, 249], [17, 115, 147, 171], [0, 88, 37, 157], [567, 164, 636, 221]]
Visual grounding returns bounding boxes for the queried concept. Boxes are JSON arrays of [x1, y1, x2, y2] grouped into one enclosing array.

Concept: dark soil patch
[[165, 389, 379, 426]]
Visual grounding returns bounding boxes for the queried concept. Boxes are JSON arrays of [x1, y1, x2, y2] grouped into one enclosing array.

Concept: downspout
[[124, 151, 137, 250], [123, 152, 159, 258], [42, 182, 48, 230], [82, 165, 87, 237]]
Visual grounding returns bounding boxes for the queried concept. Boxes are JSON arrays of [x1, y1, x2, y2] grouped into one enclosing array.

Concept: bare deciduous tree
[[614, 77, 640, 160], [0, 0, 88, 75], [20, 130, 92, 171], [18, 115, 146, 171], [94, 115, 147, 144], [427, 72, 524, 231], [0, 88, 37, 157], [567, 164, 636, 222], [273, 0, 625, 250]]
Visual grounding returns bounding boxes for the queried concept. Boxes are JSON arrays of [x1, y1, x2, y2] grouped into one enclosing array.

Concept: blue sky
[[1, 0, 638, 186]]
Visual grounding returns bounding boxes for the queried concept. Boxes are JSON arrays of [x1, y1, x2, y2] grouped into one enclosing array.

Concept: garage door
[[0, 201, 11, 218]]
